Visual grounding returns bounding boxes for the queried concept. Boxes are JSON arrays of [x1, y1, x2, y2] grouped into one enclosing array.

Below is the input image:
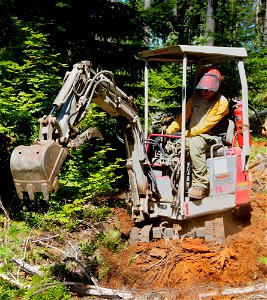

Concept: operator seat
[[206, 119, 235, 158]]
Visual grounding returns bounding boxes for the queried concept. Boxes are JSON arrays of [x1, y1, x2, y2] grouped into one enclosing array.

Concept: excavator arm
[[10, 61, 149, 208]]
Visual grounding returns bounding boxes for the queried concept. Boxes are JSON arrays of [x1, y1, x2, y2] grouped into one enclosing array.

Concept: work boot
[[188, 186, 207, 200]]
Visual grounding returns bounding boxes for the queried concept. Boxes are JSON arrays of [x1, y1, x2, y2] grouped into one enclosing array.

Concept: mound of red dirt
[[98, 156, 266, 298]]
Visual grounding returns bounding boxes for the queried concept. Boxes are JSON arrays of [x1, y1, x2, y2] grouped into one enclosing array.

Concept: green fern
[[258, 256, 267, 265]]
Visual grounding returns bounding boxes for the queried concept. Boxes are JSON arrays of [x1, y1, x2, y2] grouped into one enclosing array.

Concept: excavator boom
[[10, 61, 147, 201]]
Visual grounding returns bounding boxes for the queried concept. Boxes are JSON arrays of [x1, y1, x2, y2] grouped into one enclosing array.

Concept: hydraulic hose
[[248, 104, 264, 132]]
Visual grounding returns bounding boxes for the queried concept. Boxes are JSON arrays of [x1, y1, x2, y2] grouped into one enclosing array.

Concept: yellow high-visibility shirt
[[165, 92, 229, 137]]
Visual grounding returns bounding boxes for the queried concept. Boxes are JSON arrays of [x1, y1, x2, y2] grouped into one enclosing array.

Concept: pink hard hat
[[196, 67, 222, 92]]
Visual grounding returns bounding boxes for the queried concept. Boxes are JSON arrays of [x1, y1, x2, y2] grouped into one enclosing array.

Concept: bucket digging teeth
[[10, 143, 68, 200]]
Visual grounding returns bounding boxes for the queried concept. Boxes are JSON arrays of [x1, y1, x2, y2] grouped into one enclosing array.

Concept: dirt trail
[[97, 156, 267, 299]]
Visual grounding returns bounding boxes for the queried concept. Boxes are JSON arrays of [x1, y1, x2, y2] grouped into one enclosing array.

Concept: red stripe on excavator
[[153, 48, 170, 55], [185, 202, 189, 217]]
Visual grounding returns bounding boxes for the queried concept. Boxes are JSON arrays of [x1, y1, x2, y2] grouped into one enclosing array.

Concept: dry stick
[[68, 282, 133, 299], [30, 234, 60, 243], [68, 241, 78, 260], [255, 178, 266, 190], [7, 271, 20, 283], [32, 240, 71, 257], [0, 272, 30, 289], [0, 197, 22, 287], [29, 281, 65, 295], [0, 196, 10, 247], [198, 282, 267, 299], [164, 256, 180, 287], [17, 219, 57, 280], [30, 281, 133, 299], [157, 252, 179, 285], [34, 240, 101, 293], [11, 260, 134, 300], [144, 254, 167, 271], [0, 197, 30, 284], [67, 257, 100, 289], [146, 254, 172, 285], [13, 259, 43, 275], [16, 224, 38, 281], [16, 230, 49, 279]]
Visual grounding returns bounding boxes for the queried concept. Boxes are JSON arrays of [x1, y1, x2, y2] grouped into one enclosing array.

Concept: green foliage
[[24, 275, 71, 300], [26, 285, 71, 300], [146, 63, 183, 113], [0, 213, 72, 299], [171, 0, 206, 45], [81, 228, 125, 255], [141, 0, 177, 44], [246, 46, 267, 110], [80, 228, 126, 278], [0, 18, 66, 144], [45, 204, 111, 231], [258, 256, 267, 265], [20, 143, 118, 229], [101, 229, 126, 252], [249, 136, 267, 161], [213, 0, 255, 47], [0, 279, 24, 300], [0, 215, 30, 273], [96, 254, 110, 279], [22, 200, 112, 232], [52, 146, 123, 204]]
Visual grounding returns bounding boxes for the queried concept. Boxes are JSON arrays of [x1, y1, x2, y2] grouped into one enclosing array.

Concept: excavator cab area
[[130, 45, 252, 242]]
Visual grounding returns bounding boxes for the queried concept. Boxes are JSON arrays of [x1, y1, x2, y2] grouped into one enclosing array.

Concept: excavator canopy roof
[[138, 45, 247, 65]]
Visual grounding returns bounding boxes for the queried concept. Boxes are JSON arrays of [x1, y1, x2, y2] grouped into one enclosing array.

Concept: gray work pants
[[188, 134, 220, 189], [166, 134, 220, 189]]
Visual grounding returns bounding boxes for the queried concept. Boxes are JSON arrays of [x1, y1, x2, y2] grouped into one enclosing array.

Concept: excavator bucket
[[10, 143, 68, 200]]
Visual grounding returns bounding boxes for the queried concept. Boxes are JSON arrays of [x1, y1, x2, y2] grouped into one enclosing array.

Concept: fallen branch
[[25, 281, 133, 299], [198, 282, 267, 299], [143, 254, 167, 271], [13, 259, 44, 275], [29, 241, 101, 293], [15, 241, 100, 290], [30, 234, 60, 243], [0, 272, 29, 289], [0, 196, 10, 247], [68, 282, 133, 299], [2, 264, 133, 299]]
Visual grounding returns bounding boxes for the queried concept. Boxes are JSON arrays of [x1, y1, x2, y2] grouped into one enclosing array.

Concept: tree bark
[[205, 0, 217, 45], [144, 0, 151, 46], [69, 283, 133, 299], [13, 259, 44, 275], [264, 0, 267, 41]]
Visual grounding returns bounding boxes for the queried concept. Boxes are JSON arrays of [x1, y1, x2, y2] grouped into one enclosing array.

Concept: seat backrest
[[206, 144, 228, 158], [206, 119, 235, 158], [224, 119, 235, 146]]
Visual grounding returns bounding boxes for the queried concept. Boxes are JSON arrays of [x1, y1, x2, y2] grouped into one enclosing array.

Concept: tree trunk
[[264, 0, 267, 41], [256, 0, 261, 31], [144, 0, 151, 46], [205, 0, 217, 46], [144, 0, 150, 9]]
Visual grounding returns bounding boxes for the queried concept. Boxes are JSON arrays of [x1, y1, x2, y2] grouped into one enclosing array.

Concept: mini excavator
[[10, 46, 252, 243]]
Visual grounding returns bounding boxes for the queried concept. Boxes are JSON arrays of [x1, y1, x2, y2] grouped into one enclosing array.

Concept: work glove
[[185, 130, 191, 137]]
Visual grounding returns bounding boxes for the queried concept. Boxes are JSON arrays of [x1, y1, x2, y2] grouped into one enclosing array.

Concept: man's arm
[[165, 97, 193, 134]]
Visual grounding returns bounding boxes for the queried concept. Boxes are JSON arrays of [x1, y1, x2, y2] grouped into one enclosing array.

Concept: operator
[[165, 67, 229, 199]]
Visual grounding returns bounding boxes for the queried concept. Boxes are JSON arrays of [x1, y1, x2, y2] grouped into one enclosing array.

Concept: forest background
[[0, 0, 266, 298]]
